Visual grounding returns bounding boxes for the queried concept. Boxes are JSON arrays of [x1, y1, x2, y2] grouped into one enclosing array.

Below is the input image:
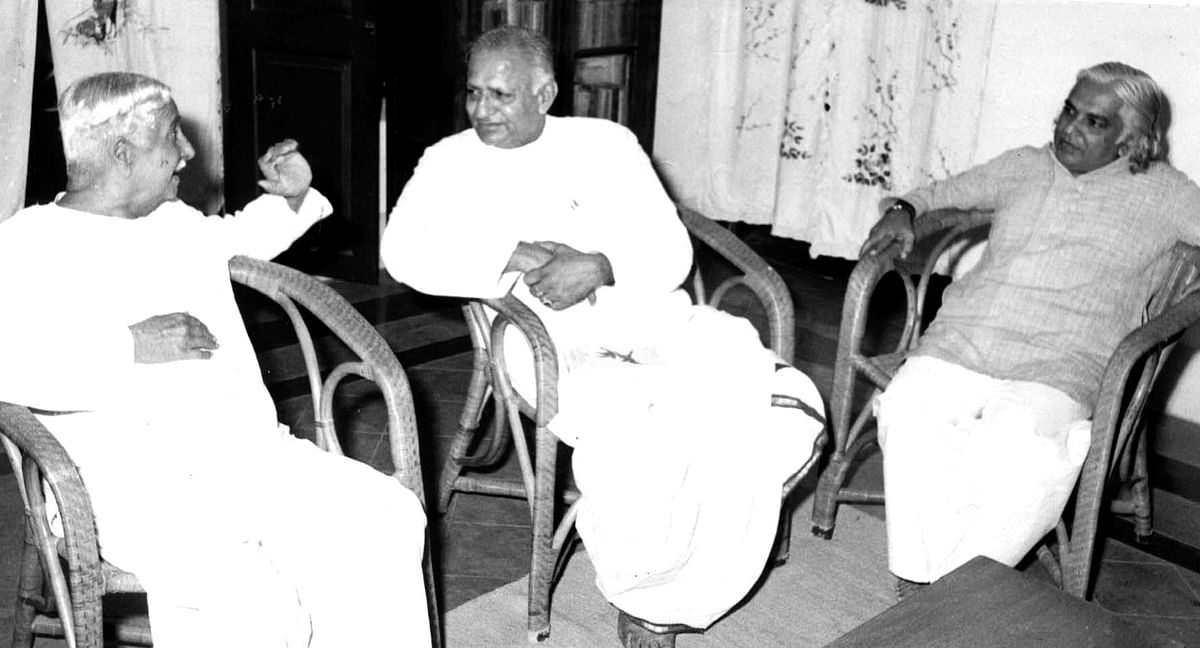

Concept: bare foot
[[616, 611, 701, 648]]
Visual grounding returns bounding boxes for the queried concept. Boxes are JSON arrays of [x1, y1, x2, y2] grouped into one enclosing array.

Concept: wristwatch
[[885, 199, 915, 222]]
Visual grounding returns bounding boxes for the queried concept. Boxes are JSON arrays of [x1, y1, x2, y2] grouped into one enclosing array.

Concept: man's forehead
[[1066, 79, 1123, 115], [148, 100, 180, 123], [470, 50, 528, 81]]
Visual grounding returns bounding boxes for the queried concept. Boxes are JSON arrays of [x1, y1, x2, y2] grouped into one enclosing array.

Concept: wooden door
[[224, 0, 380, 283]]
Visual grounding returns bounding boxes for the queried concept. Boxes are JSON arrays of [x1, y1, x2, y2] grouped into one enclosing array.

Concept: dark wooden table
[[826, 556, 1181, 647]]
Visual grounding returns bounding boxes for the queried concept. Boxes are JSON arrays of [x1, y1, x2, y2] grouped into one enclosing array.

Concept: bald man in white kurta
[[384, 114, 824, 629]]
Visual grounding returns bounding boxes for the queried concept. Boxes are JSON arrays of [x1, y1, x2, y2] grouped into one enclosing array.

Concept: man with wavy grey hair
[[0, 72, 432, 647], [859, 60, 1200, 599], [1073, 61, 1171, 173]]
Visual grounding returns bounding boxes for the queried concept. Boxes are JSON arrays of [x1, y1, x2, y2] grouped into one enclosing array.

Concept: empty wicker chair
[[1, 255, 439, 647], [436, 206, 827, 641], [809, 209, 1200, 598]]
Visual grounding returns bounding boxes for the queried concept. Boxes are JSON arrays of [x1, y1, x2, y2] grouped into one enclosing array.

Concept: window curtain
[[654, 0, 997, 259], [0, 0, 39, 221]]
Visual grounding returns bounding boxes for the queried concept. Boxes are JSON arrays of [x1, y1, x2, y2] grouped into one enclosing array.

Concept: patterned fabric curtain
[[655, 0, 997, 259], [0, 0, 39, 221], [41, 0, 224, 212]]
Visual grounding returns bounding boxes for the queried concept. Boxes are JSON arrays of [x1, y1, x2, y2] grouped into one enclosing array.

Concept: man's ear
[[536, 79, 558, 115], [111, 137, 135, 175]]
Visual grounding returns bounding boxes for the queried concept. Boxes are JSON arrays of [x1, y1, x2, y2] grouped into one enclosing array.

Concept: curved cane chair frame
[[809, 208, 1200, 598], [435, 206, 827, 642], [2, 255, 439, 647]]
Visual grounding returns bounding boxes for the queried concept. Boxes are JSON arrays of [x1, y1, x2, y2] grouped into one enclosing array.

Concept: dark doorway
[[223, 0, 383, 283]]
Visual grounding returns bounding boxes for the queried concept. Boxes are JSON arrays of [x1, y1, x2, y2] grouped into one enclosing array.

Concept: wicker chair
[[808, 208, 1200, 598], [435, 206, 827, 642], [1, 255, 439, 647]]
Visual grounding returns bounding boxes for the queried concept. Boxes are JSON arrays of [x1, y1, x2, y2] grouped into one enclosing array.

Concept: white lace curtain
[[655, 0, 997, 259], [0, 0, 223, 221]]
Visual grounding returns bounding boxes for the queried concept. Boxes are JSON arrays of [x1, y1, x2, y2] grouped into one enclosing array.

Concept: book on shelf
[[573, 83, 627, 124], [575, 54, 628, 86], [480, 0, 506, 32], [573, 54, 629, 123], [516, 0, 547, 33], [480, 0, 548, 34], [577, 0, 636, 49]]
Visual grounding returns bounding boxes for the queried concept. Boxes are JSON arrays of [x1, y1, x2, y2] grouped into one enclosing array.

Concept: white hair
[[58, 72, 175, 182]]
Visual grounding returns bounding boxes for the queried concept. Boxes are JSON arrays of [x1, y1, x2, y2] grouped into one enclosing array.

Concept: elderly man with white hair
[[860, 61, 1200, 598], [384, 25, 826, 648], [0, 72, 430, 647]]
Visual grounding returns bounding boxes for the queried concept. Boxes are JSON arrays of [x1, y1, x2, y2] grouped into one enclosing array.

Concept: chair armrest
[[840, 208, 992, 360], [1090, 289, 1200, 475], [227, 256, 426, 502], [677, 206, 795, 360], [828, 210, 992, 443], [0, 402, 104, 615], [478, 294, 560, 426]]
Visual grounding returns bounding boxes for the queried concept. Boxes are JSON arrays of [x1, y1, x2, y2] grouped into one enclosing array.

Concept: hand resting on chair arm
[[860, 199, 917, 259], [510, 240, 615, 310]]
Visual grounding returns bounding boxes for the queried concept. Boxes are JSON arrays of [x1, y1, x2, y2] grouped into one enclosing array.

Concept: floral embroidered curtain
[[654, 0, 998, 259]]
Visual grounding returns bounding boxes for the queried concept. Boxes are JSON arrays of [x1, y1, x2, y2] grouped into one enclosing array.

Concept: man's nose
[[472, 95, 493, 119], [1064, 115, 1084, 138], [179, 133, 196, 161]]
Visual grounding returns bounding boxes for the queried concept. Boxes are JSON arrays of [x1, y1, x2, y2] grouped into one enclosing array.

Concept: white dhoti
[[48, 419, 431, 648], [508, 302, 825, 628], [876, 356, 1091, 583]]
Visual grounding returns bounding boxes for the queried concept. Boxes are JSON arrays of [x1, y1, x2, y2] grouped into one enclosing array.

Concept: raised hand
[[257, 139, 312, 211], [129, 312, 219, 364]]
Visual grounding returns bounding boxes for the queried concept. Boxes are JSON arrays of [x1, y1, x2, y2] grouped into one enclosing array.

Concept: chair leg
[[526, 530, 555, 643], [11, 532, 42, 648], [1131, 430, 1153, 542], [810, 452, 854, 539], [436, 425, 479, 514], [423, 533, 443, 648], [526, 427, 560, 643], [436, 353, 494, 514], [773, 503, 793, 566]]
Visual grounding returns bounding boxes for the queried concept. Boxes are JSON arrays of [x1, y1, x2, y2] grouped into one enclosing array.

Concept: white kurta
[[383, 116, 824, 628], [0, 194, 430, 647]]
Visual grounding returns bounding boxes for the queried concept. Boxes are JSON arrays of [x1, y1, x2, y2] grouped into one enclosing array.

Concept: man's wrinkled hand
[[257, 139, 312, 210], [129, 312, 219, 364], [859, 209, 916, 259], [524, 241, 613, 310]]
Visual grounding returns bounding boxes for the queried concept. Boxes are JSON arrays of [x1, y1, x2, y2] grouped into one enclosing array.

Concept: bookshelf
[[458, 0, 662, 151]]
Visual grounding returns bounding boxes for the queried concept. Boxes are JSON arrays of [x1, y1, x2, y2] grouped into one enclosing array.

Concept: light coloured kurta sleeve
[[0, 209, 136, 411], [1166, 173, 1200, 247], [180, 189, 333, 261], [380, 141, 524, 299], [899, 146, 1043, 216], [578, 122, 692, 296], [0, 311, 136, 412]]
